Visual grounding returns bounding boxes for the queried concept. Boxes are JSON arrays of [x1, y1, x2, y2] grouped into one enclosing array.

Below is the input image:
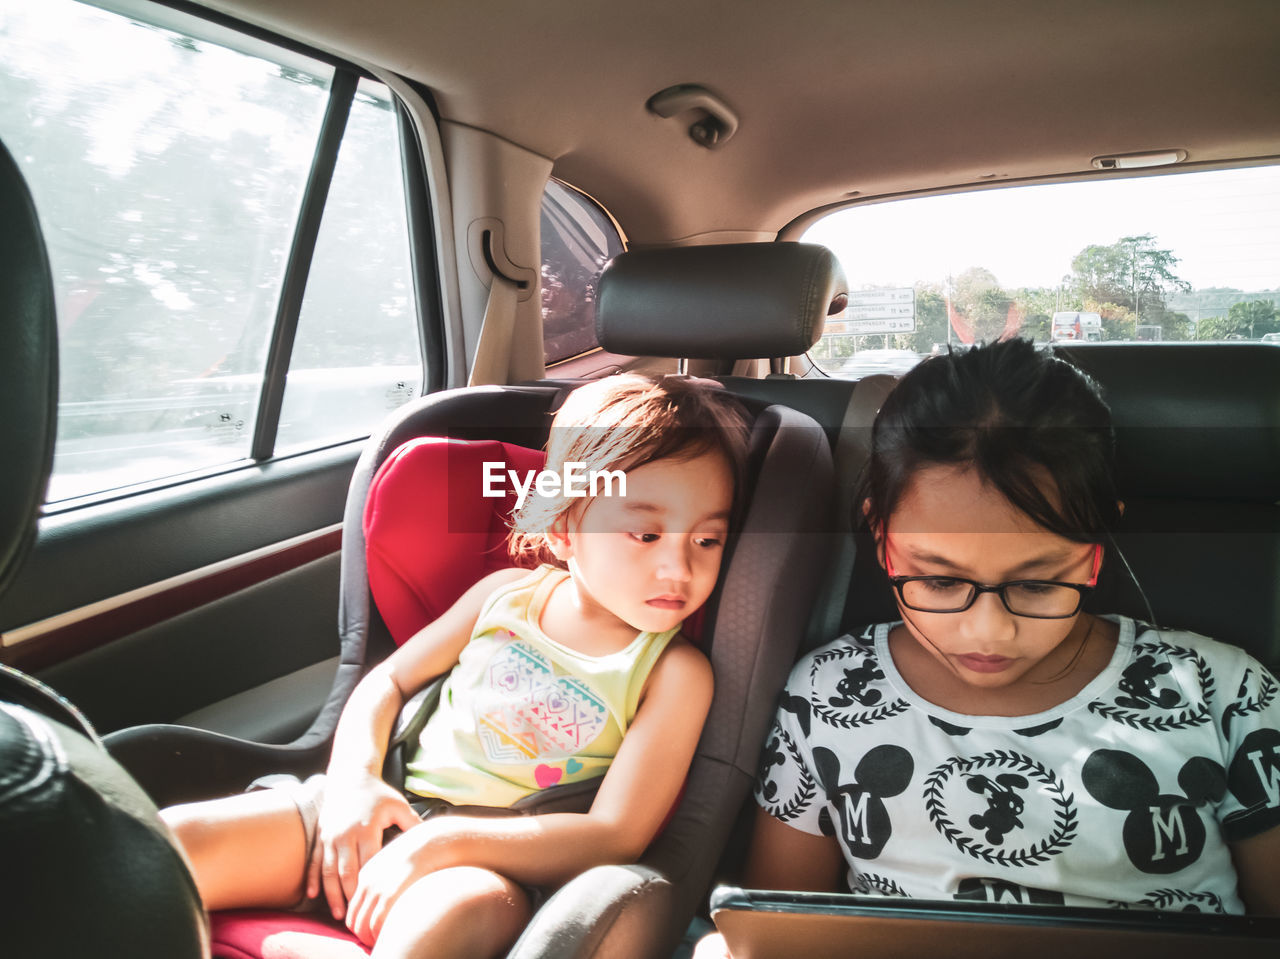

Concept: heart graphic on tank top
[[476, 640, 609, 764], [534, 764, 563, 788]]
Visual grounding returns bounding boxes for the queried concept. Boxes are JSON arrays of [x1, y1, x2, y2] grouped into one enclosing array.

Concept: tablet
[[710, 886, 1280, 959]]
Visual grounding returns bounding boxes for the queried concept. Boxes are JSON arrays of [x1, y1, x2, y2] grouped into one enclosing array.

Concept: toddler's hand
[[344, 832, 430, 946], [307, 775, 420, 920]]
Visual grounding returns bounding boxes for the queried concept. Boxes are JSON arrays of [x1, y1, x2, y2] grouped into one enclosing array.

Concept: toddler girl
[[163, 373, 750, 957]]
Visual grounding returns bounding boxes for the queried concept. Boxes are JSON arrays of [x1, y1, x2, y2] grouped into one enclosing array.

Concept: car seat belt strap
[[468, 273, 519, 387]]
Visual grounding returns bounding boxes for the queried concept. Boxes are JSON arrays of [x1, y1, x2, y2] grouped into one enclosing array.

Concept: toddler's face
[[553, 448, 734, 636], [880, 463, 1099, 691]]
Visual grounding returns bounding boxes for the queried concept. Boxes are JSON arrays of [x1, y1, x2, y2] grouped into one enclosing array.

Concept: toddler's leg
[[160, 781, 315, 911], [371, 866, 532, 959]]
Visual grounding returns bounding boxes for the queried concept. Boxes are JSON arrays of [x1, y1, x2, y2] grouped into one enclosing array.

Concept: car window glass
[[0, 0, 423, 502], [276, 79, 419, 455], [0, 0, 331, 500], [541, 178, 624, 365], [802, 165, 1280, 378]]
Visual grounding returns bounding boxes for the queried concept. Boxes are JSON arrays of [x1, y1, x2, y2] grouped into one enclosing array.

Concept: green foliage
[[946, 268, 1024, 343], [898, 289, 949, 352], [1147, 308, 1192, 341], [818, 227, 1270, 356], [1009, 288, 1055, 342], [1196, 316, 1236, 340], [977, 288, 1018, 341], [1229, 299, 1280, 336], [1067, 234, 1190, 325], [1196, 300, 1280, 340], [1089, 301, 1135, 341], [1069, 244, 1131, 306]]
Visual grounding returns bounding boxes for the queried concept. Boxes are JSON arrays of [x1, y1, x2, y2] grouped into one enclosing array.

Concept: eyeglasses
[[884, 540, 1101, 619]]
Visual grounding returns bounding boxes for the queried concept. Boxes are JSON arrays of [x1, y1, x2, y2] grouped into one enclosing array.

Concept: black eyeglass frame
[[883, 541, 1103, 620], [886, 575, 1095, 619]]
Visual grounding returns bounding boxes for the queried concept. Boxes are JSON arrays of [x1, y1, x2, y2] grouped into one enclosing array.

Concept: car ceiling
[[191, 0, 1280, 245]]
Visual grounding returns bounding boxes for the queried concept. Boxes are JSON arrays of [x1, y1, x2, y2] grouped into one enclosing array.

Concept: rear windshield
[[802, 165, 1280, 378]]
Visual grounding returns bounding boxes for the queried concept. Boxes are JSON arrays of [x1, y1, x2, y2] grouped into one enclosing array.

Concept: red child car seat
[[363, 436, 547, 642], [209, 437, 547, 957]]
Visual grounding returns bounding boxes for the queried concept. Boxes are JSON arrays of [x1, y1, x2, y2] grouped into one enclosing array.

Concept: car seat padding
[[363, 437, 545, 645]]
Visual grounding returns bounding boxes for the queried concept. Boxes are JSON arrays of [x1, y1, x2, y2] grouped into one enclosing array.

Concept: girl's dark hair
[[863, 338, 1121, 542]]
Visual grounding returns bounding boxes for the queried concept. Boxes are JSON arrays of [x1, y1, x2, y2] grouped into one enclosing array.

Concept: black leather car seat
[[833, 343, 1280, 673], [514, 243, 845, 959], [1056, 342, 1280, 673], [0, 138, 209, 958]]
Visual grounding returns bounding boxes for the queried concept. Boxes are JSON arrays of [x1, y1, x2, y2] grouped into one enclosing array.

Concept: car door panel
[[0, 446, 357, 734]]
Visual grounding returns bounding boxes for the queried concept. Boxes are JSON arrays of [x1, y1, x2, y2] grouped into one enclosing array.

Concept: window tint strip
[[397, 101, 445, 394], [250, 69, 358, 461]]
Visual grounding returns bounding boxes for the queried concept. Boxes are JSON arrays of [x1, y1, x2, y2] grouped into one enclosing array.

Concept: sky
[[803, 165, 1280, 293]]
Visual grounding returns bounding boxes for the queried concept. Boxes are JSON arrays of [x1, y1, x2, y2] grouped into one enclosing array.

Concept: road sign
[[847, 288, 915, 307], [829, 287, 916, 334]]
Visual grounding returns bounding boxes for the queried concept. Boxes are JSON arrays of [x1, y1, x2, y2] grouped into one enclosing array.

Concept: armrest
[[509, 864, 673, 959], [103, 658, 365, 807], [105, 722, 332, 806]]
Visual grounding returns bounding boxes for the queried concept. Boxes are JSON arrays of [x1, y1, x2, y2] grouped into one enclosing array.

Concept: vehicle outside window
[[802, 165, 1280, 378], [1051, 311, 1103, 342], [541, 178, 624, 365], [0, 0, 422, 502]]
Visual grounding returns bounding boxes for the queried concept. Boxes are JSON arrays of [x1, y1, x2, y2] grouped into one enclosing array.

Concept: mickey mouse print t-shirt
[[755, 617, 1280, 913]]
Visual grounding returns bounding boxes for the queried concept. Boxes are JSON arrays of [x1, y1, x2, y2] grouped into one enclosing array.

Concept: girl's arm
[[1230, 825, 1280, 915], [344, 634, 715, 943], [743, 805, 845, 892], [668, 768, 850, 959], [310, 566, 529, 918]]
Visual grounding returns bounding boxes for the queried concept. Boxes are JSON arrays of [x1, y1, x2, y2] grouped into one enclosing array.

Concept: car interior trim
[[173, 655, 340, 741], [397, 100, 446, 395], [370, 70, 467, 386], [0, 522, 343, 671]]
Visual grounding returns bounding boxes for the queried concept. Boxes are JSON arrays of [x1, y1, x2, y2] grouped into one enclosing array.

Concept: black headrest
[[1055, 343, 1280, 502], [1, 702, 209, 957], [0, 140, 58, 592], [596, 242, 846, 359]]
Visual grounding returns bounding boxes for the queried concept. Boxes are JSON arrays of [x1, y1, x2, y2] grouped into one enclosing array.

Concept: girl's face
[[550, 448, 734, 637], [876, 463, 1100, 691]]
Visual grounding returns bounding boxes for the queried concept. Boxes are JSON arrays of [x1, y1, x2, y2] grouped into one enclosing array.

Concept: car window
[[276, 79, 420, 456], [0, 0, 425, 502], [802, 165, 1280, 378], [541, 178, 624, 365]]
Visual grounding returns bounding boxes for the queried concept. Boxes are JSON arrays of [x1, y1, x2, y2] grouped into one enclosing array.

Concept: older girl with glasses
[[699, 339, 1279, 958]]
